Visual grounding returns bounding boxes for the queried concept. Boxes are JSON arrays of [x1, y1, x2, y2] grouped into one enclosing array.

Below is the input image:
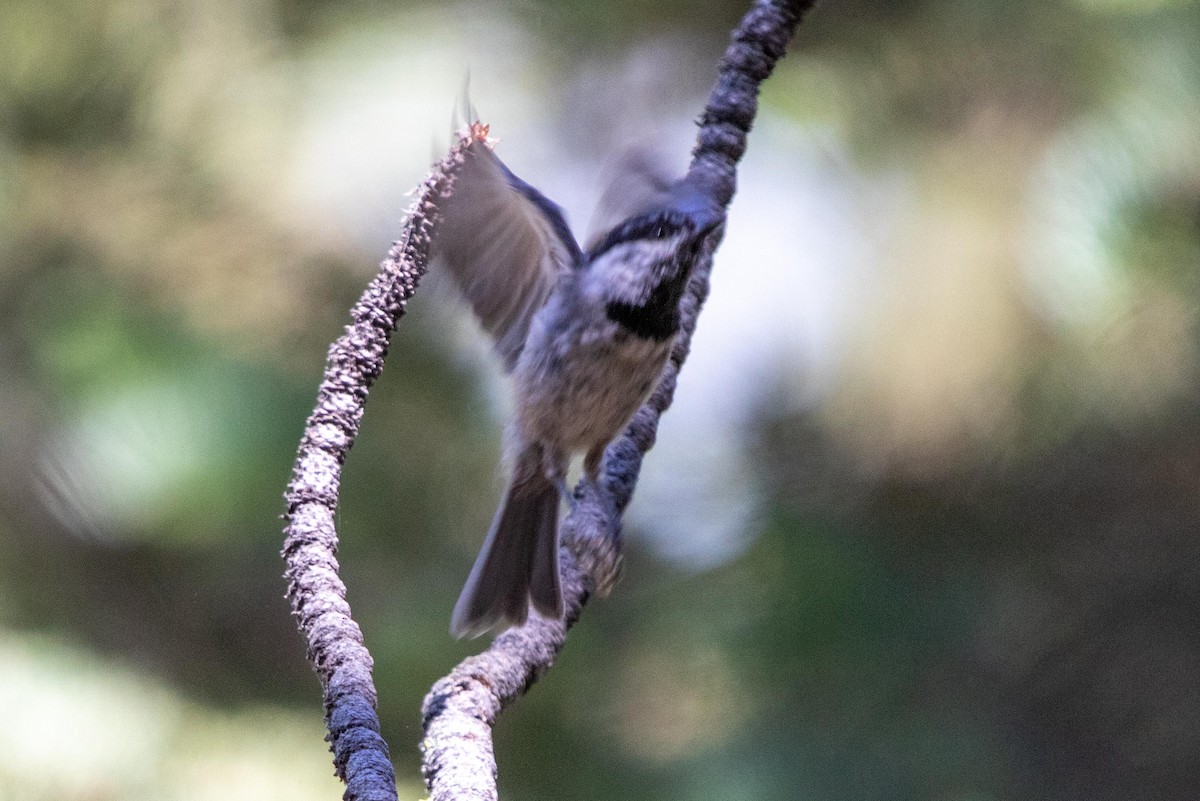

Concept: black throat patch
[[605, 267, 689, 341]]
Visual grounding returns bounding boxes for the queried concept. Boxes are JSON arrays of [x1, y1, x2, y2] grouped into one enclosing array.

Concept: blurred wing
[[584, 147, 677, 252], [435, 140, 580, 371]]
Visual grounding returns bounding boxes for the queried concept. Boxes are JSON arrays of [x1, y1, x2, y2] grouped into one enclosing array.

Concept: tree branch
[[420, 2, 817, 800], [281, 133, 479, 801]]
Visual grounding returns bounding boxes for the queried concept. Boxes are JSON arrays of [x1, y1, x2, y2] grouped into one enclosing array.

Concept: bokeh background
[[3, 0, 1200, 799]]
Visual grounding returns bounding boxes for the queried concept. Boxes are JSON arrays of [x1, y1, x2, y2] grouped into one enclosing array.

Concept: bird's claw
[[554, 476, 577, 512]]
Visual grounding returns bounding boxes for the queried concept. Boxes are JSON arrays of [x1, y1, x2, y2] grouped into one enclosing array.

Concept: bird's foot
[[554, 476, 578, 511]]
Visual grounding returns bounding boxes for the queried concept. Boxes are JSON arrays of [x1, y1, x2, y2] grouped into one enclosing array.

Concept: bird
[[434, 122, 722, 638]]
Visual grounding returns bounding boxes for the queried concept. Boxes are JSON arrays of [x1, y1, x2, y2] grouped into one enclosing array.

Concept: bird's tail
[[450, 449, 563, 638]]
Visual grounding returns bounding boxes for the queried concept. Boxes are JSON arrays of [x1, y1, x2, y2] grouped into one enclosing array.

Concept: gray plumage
[[435, 133, 721, 639]]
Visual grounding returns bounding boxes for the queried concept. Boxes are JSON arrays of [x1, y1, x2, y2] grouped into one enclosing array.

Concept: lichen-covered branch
[[281, 131, 482, 801], [420, 2, 818, 800]]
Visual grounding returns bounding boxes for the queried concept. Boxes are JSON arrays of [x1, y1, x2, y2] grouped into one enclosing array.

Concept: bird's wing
[[434, 139, 581, 372], [583, 147, 677, 252]]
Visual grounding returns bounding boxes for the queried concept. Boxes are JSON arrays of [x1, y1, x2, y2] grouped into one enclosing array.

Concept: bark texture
[[282, 132, 479, 801]]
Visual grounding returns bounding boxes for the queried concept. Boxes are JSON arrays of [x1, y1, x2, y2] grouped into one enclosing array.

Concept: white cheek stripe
[[584, 235, 687, 304]]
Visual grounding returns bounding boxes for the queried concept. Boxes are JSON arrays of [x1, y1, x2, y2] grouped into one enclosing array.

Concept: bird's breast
[[513, 308, 673, 452]]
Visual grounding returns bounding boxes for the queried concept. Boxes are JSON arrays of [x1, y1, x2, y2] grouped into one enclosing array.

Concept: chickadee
[[435, 124, 722, 638]]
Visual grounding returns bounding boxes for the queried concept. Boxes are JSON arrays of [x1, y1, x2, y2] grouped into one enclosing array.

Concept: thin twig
[[419, 3, 817, 800]]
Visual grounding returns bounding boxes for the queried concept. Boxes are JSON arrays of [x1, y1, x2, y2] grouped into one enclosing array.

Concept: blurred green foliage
[[2, 1, 1199, 800]]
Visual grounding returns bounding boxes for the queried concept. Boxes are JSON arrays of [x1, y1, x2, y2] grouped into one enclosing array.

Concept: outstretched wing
[[434, 139, 582, 371]]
